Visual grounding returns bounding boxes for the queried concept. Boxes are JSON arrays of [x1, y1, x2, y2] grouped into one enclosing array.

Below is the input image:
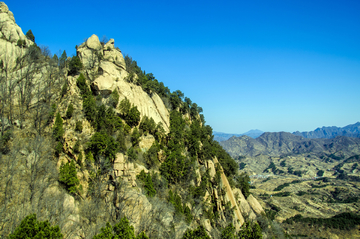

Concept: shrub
[[109, 89, 120, 108], [48, 103, 57, 123], [59, 160, 80, 195], [137, 170, 156, 197], [237, 221, 262, 239], [182, 225, 210, 239], [131, 127, 141, 146], [127, 147, 137, 162], [239, 162, 246, 170], [126, 106, 140, 127], [75, 121, 83, 132], [168, 190, 183, 214], [88, 132, 118, 162], [61, 81, 68, 97], [139, 116, 156, 135], [55, 141, 63, 156], [66, 103, 74, 119], [93, 216, 148, 239], [317, 170, 324, 177], [9, 214, 62, 239], [73, 140, 80, 154]]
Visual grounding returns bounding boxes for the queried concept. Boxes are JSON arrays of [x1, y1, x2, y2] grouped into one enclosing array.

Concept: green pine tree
[[53, 112, 64, 141], [9, 214, 62, 239]]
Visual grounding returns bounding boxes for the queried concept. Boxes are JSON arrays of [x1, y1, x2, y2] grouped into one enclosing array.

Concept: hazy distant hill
[[220, 131, 360, 157], [213, 129, 263, 142], [293, 122, 360, 139]]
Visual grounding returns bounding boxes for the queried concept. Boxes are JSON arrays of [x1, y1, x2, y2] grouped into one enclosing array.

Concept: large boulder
[[233, 188, 257, 220], [247, 194, 265, 215]]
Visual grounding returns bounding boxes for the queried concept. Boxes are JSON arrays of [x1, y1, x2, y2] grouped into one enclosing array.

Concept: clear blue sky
[[7, 0, 360, 133]]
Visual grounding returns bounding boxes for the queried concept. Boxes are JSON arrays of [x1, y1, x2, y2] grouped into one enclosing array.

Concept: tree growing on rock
[[25, 29, 35, 42]]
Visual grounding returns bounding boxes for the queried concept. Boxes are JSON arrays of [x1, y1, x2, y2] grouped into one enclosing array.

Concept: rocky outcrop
[[0, 2, 33, 70], [233, 188, 257, 220], [247, 194, 265, 216], [76, 35, 170, 132]]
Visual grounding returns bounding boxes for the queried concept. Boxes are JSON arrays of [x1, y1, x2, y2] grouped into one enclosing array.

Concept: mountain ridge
[[293, 122, 360, 139], [220, 131, 360, 158], [213, 129, 264, 142]]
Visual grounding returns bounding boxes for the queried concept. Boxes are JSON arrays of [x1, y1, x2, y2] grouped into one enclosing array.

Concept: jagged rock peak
[[0, 2, 28, 43]]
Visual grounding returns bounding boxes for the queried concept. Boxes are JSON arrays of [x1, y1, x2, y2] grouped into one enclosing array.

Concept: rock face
[[0, 2, 33, 69], [77, 35, 170, 132]]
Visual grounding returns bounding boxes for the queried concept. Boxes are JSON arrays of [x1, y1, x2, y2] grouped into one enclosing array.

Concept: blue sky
[[7, 0, 360, 133]]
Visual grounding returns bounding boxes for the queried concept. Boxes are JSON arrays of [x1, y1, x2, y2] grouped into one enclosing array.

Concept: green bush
[[66, 103, 74, 119], [127, 106, 140, 127], [9, 214, 62, 239], [61, 81, 68, 97], [119, 97, 131, 116], [317, 170, 324, 177], [139, 116, 156, 135], [75, 121, 83, 132], [131, 128, 141, 146], [182, 225, 210, 239], [127, 147, 137, 162], [73, 140, 80, 154], [109, 89, 120, 108], [59, 160, 80, 195], [168, 190, 183, 214], [237, 221, 262, 239], [137, 170, 156, 197], [88, 132, 118, 162], [93, 216, 148, 239]]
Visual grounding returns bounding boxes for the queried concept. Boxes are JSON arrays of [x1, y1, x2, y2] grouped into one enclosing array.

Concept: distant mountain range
[[220, 131, 360, 158], [214, 122, 360, 143], [293, 122, 360, 139], [213, 129, 264, 142]]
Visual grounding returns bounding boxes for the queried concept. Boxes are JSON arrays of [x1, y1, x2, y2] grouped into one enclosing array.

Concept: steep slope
[[293, 122, 360, 139]]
